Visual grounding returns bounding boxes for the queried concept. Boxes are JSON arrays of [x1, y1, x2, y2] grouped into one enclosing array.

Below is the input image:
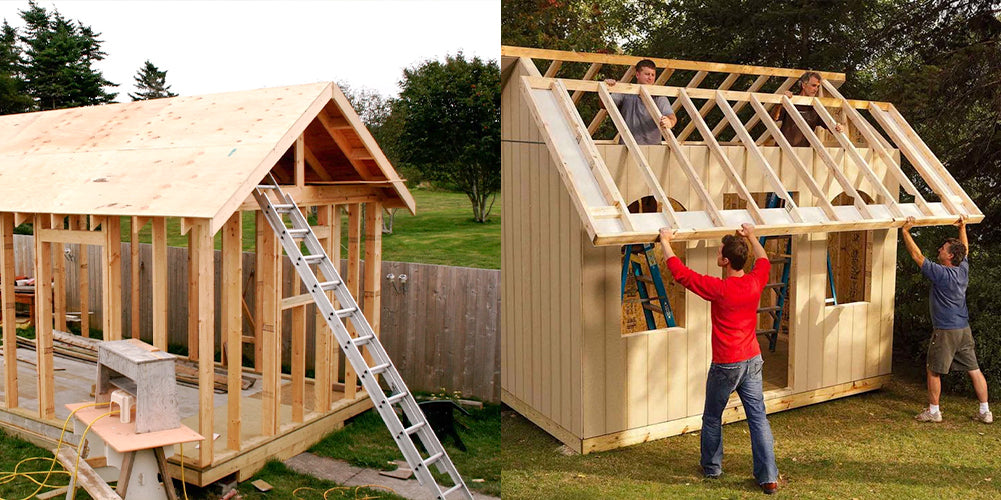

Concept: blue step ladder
[[757, 193, 792, 352], [621, 243, 677, 330]]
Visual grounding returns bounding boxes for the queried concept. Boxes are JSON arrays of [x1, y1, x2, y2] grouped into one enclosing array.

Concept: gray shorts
[[927, 326, 979, 375]]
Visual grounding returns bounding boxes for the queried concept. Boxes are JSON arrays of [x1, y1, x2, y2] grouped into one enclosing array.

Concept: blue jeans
[[701, 354, 778, 484]]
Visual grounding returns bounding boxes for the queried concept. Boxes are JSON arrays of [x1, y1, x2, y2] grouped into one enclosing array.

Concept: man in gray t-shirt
[[603, 59, 676, 145], [902, 216, 992, 424]]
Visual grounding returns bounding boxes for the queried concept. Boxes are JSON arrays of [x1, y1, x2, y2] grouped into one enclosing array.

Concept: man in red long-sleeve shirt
[[659, 224, 779, 495]]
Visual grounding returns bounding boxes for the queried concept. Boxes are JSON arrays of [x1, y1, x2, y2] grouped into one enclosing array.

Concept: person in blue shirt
[[602, 59, 676, 145], [901, 216, 991, 424]]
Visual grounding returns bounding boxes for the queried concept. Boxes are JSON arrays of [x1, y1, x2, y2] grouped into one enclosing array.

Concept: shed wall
[[502, 57, 585, 442]]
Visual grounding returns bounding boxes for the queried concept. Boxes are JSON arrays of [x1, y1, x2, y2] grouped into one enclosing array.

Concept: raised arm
[[956, 216, 968, 252], [901, 216, 925, 267], [737, 223, 767, 261], [659, 227, 676, 260]]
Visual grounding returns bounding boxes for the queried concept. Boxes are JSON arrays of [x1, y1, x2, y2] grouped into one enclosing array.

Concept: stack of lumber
[[7, 331, 255, 393]]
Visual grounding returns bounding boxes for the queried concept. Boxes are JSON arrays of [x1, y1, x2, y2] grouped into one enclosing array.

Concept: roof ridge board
[[501, 45, 845, 83]]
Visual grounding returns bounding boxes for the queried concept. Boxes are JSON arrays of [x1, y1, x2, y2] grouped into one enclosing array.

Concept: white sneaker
[[973, 410, 993, 424], [915, 409, 942, 422]]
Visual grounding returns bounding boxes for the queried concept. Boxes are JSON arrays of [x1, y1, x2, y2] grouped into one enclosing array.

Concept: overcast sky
[[0, 0, 500, 100]]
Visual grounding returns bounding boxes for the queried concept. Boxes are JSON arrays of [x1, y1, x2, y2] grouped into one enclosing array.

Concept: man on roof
[[659, 224, 780, 495], [901, 215, 992, 424], [603, 59, 677, 145], [770, 71, 844, 147]]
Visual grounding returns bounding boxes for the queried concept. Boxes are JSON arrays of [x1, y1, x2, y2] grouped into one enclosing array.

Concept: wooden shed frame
[[500, 47, 982, 453], [0, 82, 414, 484]]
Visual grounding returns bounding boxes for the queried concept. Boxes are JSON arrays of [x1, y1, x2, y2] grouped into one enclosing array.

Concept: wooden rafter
[[810, 99, 909, 217], [867, 103, 971, 216], [714, 93, 803, 222], [751, 77, 798, 144], [747, 95, 840, 221], [587, 66, 636, 134], [552, 80, 634, 230], [676, 89, 765, 224], [639, 87, 725, 226], [677, 73, 740, 141], [778, 96, 883, 217], [710, 74, 769, 138], [543, 60, 562, 78], [571, 63, 603, 104], [597, 82, 680, 228], [316, 111, 376, 180]]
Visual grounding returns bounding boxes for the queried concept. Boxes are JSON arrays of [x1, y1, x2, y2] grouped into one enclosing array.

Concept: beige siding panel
[[581, 239, 606, 438], [604, 246, 627, 435], [685, 240, 711, 417], [866, 229, 885, 378], [879, 229, 897, 375], [570, 186, 584, 436], [501, 142, 511, 392], [852, 303, 868, 382], [837, 304, 853, 384], [806, 233, 826, 390], [530, 140, 543, 412]]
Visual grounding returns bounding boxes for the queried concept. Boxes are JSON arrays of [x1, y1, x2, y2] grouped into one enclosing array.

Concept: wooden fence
[[11, 234, 501, 401]]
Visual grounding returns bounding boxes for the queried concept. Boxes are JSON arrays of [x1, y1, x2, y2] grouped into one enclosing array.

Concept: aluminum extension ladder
[[621, 243, 676, 329], [253, 174, 473, 500]]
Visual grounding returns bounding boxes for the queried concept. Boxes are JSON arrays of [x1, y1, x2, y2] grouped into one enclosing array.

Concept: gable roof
[[0, 82, 414, 233], [503, 48, 982, 245]]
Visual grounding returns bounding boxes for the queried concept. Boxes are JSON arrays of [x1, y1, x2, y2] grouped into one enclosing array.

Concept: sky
[[0, 0, 500, 101]]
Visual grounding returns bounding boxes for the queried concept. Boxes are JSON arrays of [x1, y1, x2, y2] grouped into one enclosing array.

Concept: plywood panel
[[685, 240, 711, 417], [866, 229, 886, 378]]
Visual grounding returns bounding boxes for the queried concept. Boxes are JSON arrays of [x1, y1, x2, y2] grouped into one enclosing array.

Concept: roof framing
[[512, 54, 982, 245], [0, 82, 414, 234]]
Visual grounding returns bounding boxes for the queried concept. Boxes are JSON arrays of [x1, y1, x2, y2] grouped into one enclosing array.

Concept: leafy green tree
[[502, 0, 641, 53], [395, 53, 500, 222], [0, 20, 31, 114], [17, 0, 116, 109], [129, 60, 177, 100]]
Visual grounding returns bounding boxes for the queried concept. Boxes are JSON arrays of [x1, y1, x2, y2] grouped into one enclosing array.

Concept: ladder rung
[[316, 280, 340, 292], [286, 228, 308, 238], [302, 254, 325, 263], [257, 184, 279, 190], [353, 334, 375, 346], [441, 484, 465, 497], [403, 421, 426, 436], [385, 392, 408, 405], [765, 283, 786, 289], [635, 275, 654, 284], [769, 257, 790, 263], [273, 203, 295, 212], [756, 328, 777, 336], [334, 307, 357, 318], [424, 451, 444, 468], [641, 303, 664, 313], [369, 363, 391, 375], [758, 306, 782, 313]]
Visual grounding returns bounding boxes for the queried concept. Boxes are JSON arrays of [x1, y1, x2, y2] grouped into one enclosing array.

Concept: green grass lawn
[[501, 360, 1001, 499], [119, 188, 500, 269], [310, 402, 502, 497]]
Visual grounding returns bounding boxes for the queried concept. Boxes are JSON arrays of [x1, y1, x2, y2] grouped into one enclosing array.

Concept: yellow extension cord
[[0, 401, 189, 500]]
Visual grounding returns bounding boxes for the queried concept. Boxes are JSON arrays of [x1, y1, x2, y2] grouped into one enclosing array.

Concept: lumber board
[[152, 217, 167, 349], [34, 214, 55, 419], [130, 217, 141, 339], [528, 77, 884, 111], [502, 45, 846, 83], [222, 213, 242, 451], [191, 219, 215, 466], [1, 212, 17, 407], [676, 72, 739, 141], [102, 216, 122, 341], [74, 216, 92, 339], [35, 228, 105, 246], [344, 204, 361, 400], [587, 66, 635, 134]]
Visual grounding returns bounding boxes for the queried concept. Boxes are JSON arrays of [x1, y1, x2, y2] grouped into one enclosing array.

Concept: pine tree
[[0, 20, 31, 114], [17, 0, 116, 110], [129, 60, 177, 100]]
